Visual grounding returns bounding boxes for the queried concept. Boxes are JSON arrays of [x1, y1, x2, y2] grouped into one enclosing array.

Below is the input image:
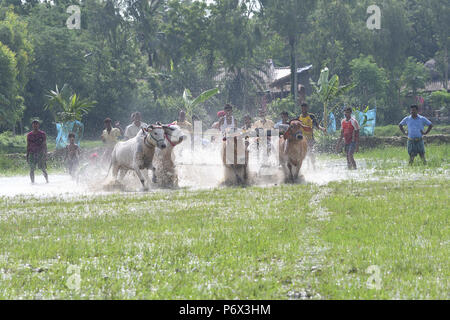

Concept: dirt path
[[286, 186, 332, 299]]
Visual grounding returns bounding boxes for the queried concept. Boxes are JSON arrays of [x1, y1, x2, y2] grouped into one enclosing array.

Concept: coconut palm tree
[[44, 84, 96, 123]]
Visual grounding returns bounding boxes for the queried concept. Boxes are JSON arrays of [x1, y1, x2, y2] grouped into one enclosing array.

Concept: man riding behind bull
[[219, 104, 236, 137], [173, 110, 193, 132], [251, 108, 274, 130]]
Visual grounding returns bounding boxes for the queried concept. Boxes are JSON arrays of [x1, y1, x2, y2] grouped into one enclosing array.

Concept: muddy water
[[0, 174, 89, 198], [0, 141, 439, 198]]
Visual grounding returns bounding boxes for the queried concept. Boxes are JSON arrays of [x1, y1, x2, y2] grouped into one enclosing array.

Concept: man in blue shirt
[[399, 105, 433, 165]]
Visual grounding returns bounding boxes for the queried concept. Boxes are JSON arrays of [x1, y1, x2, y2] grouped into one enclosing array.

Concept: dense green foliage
[[0, 0, 448, 136]]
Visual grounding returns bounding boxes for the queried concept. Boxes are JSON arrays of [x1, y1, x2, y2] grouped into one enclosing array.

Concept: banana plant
[[311, 67, 355, 128], [44, 84, 96, 123], [182, 87, 219, 119], [353, 105, 376, 136]]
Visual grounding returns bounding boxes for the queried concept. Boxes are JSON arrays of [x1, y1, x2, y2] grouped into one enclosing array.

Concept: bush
[[267, 96, 298, 120], [430, 90, 450, 116], [0, 131, 26, 153]]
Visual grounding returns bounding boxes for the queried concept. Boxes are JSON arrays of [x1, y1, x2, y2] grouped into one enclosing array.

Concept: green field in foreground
[[0, 176, 448, 299]]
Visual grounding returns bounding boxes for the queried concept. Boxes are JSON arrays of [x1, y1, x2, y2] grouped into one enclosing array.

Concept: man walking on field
[[399, 105, 433, 165], [27, 120, 49, 184], [298, 103, 326, 169], [336, 107, 360, 170]]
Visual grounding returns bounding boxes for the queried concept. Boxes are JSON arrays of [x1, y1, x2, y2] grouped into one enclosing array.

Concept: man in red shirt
[[336, 107, 360, 169], [27, 120, 48, 183]]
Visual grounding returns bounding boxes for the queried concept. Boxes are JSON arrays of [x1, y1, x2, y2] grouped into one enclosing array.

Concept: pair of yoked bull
[[107, 123, 185, 190], [222, 119, 308, 185]]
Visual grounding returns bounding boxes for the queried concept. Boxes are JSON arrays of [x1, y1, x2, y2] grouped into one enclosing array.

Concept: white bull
[[109, 124, 167, 190]]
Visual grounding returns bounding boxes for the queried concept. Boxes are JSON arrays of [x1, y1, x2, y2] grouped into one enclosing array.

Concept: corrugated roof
[[270, 64, 313, 88], [424, 81, 450, 92]]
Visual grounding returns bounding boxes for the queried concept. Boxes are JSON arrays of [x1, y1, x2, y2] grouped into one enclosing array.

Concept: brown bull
[[279, 119, 308, 183], [222, 131, 249, 185]]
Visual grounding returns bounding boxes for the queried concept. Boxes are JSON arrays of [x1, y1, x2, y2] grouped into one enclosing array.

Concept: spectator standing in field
[[26, 120, 48, 184], [336, 107, 360, 170], [298, 103, 326, 169], [124, 112, 147, 140], [64, 132, 81, 177], [101, 118, 122, 164], [399, 105, 433, 165]]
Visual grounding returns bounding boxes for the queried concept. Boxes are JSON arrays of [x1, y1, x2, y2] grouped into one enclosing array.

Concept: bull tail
[[103, 149, 115, 181]]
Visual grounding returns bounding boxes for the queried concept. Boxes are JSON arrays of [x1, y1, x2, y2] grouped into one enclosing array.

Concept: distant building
[[256, 60, 313, 111], [213, 59, 313, 112], [423, 58, 449, 93]]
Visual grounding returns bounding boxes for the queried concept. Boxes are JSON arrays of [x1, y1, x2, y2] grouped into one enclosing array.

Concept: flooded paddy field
[[0, 144, 448, 299]]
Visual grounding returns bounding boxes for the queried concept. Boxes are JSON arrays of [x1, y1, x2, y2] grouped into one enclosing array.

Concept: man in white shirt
[[219, 104, 236, 136], [124, 112, 148, 140], [101, 118, 122, 164]]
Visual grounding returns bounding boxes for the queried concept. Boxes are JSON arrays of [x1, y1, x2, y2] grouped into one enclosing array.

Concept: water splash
[[0, 140, 446, 198]]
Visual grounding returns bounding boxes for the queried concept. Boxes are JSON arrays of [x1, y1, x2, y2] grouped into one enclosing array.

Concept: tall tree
[[428, 0, 449, 90], [209, 0, 264, 110], [260, 0, 316, 103], [0, 8, 33, 132]]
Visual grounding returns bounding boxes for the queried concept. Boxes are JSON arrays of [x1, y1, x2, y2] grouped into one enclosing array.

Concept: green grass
[[0, 141, 448, 299], [0, 178, 448, 299], [0, 186, 321, 299], [0, 136, 103, 177], [0, 154, 64, 176], [374, 124, 450, 137], [317, 143, 449, 170], [319, 179, 449, 299], [0, 131, 103, 154], [356, 144, 449, 171]]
